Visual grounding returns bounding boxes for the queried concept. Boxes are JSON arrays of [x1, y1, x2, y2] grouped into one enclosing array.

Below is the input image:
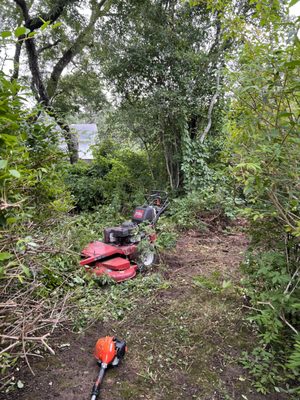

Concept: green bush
[[64, 139, 156, 211], [241, 252, 300, 394], [0, 73, 72, 226], [63, 161, 105, 211], [169, 187, 238, 230], [225, 29, 300, 394]]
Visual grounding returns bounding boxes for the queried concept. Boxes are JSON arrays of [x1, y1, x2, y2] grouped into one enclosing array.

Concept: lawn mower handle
[[144, 190, 168, 203], [152, 200, 169, 225]]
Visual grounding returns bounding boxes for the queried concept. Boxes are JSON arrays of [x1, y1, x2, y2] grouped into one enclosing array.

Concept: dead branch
[[0, 199, 25, 210]]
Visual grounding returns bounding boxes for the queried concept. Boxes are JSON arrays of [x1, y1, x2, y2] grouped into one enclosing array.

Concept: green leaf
[[0, 252, 12, 261], [284, 60, 300, 69], [289, 0, 299, 7], [9, 169, 21, 178], [6, 217, 17, 225], [52, 22, 62, 29], [22, 265, 31, 278], [0, 159, 8, 169], [1, 31, 12, 38], [41, 21, 51, 31], [222, 280, 232, 289], [278, 112, 293, 118], [14, 26, 29, 37]]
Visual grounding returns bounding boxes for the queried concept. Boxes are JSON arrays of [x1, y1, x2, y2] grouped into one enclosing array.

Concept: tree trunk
[[14, 0, 113, 164], [11, 38, 23, 82]]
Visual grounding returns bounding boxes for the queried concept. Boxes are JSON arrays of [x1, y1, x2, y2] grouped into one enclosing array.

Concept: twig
[[257, 301, 298, 335], [284, 266, 300, 295], [41, 338, 55, 355], [0, 341, 21, 355]]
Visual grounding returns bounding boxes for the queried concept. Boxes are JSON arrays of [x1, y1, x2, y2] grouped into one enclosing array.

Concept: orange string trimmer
[[91, 336, 127, 400]]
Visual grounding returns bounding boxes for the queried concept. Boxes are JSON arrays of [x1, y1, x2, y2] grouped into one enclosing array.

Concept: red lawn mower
[[80, 191, 169, 282]]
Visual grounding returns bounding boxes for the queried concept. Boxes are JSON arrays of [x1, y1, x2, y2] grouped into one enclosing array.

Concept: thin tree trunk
[[139, 135, 155, 182], [54, 117, 79, 164], [11, 39, 23, 82], [161, 132, 173, 190], [199, 70, 220, 144]]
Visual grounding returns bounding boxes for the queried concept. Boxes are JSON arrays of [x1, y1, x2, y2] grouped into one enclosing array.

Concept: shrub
[[169, 187, 238, 231], [64, 139, 156, 211], [0, 73, 72, 225], [226, 34, 300, 393]]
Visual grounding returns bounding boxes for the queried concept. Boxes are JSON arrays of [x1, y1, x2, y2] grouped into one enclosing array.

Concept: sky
[[290, 2, 300, 16]]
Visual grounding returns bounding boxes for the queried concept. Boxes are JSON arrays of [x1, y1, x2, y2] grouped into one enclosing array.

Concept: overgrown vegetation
[[64, 140, 155, 211], [1, 0, 300, 396], [226, 18, 300, 395]]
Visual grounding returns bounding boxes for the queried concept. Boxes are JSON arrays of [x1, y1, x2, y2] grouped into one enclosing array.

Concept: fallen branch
[[0, 333, 55, 355]]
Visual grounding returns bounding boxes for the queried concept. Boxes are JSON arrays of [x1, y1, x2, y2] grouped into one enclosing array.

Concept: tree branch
[[25, 38, 50, 105], [37, 39, 61, 54], [47, 0, 113, 99], [14, 0, 29, 21], [25, 0, 79, 31], [11, 39, 23, 82]]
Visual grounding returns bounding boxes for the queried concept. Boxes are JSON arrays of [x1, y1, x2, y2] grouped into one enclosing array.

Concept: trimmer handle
[[91, 366, 106, 400]]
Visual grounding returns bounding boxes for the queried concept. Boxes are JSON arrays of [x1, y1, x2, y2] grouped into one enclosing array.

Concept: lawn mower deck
[[80, 241, 138, 282], [80, 191, 169, 282]]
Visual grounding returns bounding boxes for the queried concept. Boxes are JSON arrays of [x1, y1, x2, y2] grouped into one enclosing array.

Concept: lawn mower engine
[[103, 205, 156, 246], [80, 191, 168, 283]]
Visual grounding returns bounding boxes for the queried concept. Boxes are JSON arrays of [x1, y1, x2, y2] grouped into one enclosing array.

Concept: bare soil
[[1, 225, 290, 400]]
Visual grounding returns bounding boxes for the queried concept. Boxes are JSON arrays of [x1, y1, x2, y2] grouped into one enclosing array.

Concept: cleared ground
[[1, 227, 289, 400]]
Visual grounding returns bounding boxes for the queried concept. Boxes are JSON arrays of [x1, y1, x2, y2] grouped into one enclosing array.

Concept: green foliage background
[[225, 23, 300, 394], [1, 0, 300, 395]]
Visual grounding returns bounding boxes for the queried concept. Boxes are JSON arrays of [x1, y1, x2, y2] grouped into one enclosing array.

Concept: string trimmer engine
[[91, 336, 127, 400]]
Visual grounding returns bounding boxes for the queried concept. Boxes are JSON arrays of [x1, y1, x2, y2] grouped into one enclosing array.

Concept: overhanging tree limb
[[25, 0, 79, 31], [47, 0, 113, 99], [38, 40, 62, 54]]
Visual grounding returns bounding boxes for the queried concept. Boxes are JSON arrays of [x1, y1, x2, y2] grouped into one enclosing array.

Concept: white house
[[70, 123, 98, 160]]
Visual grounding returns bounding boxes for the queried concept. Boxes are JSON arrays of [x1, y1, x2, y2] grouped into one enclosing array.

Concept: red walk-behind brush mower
[[80, 191, 169, 282], [91, 336, 127, 400]]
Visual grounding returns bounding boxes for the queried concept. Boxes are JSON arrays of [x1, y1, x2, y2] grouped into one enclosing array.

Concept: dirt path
[[1, 228, 289, 400]]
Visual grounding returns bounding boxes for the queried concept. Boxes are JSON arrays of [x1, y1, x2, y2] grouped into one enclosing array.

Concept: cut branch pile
[[0, 230, 74, 390]]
